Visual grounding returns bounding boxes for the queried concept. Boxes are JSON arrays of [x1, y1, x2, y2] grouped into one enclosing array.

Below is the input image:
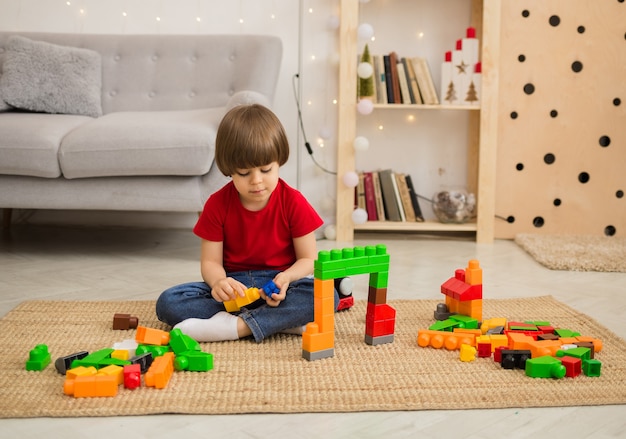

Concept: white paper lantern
[[357, 62, 374, 79], [352, 208, 368, 224], [357, 98, 374, 115], [353, 136, 370, 151], [327, 15, 340, 30], [358, 23, 374, 40], [318, 126, 332, 140], [323, 224, 337, 240], [342, 171, 359, 188]]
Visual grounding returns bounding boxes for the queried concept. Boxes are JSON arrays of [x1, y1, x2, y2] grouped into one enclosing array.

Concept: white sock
[[280, 325, 306, 335], [174, 311, 240, 342]]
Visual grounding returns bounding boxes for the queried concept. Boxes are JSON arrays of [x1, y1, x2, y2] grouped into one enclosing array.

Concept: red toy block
[[123, 364, 141, 389], [477, 342, 492, 357], [560, 355, 582, 378]]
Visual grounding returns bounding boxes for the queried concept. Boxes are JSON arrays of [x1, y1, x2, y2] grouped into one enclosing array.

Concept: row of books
[[363, 52, 440, 105], [355, 170, 425, 222]]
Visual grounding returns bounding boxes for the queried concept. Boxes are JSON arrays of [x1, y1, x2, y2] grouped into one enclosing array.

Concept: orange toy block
[[135, 326, 170, 346], [223, 287, 261, 312], [417, 329, 476, 350], [481, 317, 507, 334], [64, 374, 118, 398], [145, 352, 175, 389], [506, 332, 535, 350], [464, 259, 482, 285], [457, 299, 482, 321], [575, 336, 602, 353], [97, 364, 124, 385], [302, 323, 334, 352]]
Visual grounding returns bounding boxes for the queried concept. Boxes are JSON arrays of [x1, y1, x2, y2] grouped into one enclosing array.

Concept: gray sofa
[[0, 32, 282, 222]]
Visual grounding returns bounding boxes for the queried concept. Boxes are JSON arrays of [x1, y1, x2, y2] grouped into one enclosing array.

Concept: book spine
[[383, 55, 395, 103], [396, 61, 411, 104], [389, 171, 406, 221], [363, 172, 378, 221], [389, 52, 402, 105], [379, 169, 402, 221], [396, 173, 416, 222], [405, 174, 425, 222], [372, 171, 386, 221]]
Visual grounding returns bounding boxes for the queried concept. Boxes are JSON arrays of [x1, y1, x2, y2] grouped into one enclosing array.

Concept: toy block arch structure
[[302, 244, 395, 361]]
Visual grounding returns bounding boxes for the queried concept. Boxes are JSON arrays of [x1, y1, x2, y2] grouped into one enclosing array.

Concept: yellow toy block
[[96, 364, 124, 385], [111, 349, 129, 361], [224, 287, 261, 312], [459, 343, 477, 362], [66, 366, 97, 380], [480, 317, 507, 334]]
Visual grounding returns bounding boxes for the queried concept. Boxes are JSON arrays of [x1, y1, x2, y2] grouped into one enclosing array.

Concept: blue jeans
[[156, 270, 339, 343]]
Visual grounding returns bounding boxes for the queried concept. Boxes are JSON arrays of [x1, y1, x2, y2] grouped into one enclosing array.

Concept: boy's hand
[[210, 277, 247, 302], [261, 275, 288, 307]]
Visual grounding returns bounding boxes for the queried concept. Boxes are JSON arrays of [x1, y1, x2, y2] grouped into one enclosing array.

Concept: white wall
[[0, 0, 340, 231]]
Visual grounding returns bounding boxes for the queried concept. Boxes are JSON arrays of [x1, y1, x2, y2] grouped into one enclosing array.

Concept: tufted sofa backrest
[[0, 32, 282, 114]]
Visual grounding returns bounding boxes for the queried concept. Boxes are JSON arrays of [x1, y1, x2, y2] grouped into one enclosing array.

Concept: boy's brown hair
[[215, 104, 290, 176]]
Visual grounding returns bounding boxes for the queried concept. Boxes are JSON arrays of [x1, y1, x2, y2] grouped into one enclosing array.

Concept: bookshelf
[[335, 0, 500, 243]]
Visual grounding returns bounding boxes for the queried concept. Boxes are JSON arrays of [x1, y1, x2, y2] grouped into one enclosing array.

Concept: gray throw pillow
[[0, 73, 10, 112], [0, 35, 102, 117]]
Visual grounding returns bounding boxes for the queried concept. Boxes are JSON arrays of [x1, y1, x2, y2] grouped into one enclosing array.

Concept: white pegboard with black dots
[[494, 0, 625, 239]]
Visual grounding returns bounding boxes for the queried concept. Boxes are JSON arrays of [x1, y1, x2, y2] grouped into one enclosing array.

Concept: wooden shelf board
[[354, 220, 477, 232], [371, 104, 480, 111]]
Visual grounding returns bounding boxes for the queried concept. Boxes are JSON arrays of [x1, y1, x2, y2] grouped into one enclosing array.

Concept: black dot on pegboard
[[549, 15, 561, 26], [533, 217, 545, 227], [604, 225, 616, 236], [577, 26, 586, 34], [614, 98, 621, 106], [516, 163, 524, 171], [553, 198, 562, 206], [523, 83, 535, 95], [578, 172, 590, 183], [616, 190, 624, 198], [572, 61, 583, 73], [599, 136, 611, 147], [507, 216, 515, 223], [510, 111, 518, 119], [550, 109, 558, 118], [518, 54, 526, 62], [544, 153, 556, 164], [522, 10, 530, 17]]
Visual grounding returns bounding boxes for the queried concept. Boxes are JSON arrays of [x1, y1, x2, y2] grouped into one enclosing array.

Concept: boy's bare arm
[[200, 239, 246, 301]]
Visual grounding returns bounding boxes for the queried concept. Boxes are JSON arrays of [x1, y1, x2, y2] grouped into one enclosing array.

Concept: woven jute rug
[[1, 297, 625, 418], [515, 233, 626, 272]]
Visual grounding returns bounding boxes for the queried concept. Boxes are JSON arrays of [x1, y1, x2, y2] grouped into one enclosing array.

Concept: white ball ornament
[[357, 98, 374, 115], [342, 171, 359, 188], [351, 208, 368, 225], [358, 23, 374, 40], [357, 62, 374, 79], [324, 224, 337, 240], [353, 136, 370, 151], [327, 15, 340, 30], [318, 126, 332, 140]]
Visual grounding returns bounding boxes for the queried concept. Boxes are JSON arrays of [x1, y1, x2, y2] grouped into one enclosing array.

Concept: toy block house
[[441, 260, 483, 321]]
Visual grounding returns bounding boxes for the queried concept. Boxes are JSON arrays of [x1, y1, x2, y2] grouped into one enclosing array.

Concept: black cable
[[292, 73, 337, 175]]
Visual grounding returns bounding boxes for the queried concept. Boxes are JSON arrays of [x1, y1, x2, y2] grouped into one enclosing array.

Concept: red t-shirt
[[194, 179, 323, 272]]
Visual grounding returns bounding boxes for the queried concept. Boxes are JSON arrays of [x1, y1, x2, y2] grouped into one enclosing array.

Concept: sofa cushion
[[59, 108, 222, 179], [0, 113, 91, 178], [0, 35, 102, 118]]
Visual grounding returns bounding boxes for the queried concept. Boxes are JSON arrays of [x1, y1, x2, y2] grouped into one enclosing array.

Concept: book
[[404, 57, 423, 104], [371, 171, 386, 221], [395, 173, 416, 222], [396, 61, 412, 104], [383, 55, 395, 103], [388, 52, 402, 105], [405, 174, 425, 222], [356, 172, 366, 211], [373, 55, 388, 104], [363, 171, 378, 221], [378, 169, 402, 221], [389, 171, 406, 221], [411, 57, 440, 105]]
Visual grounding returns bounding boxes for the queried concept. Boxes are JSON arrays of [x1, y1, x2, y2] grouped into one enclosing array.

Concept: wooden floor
[[1, 225, 625, 438]]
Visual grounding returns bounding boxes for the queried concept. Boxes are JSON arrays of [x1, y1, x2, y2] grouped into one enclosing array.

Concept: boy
[[156, 104, 340, 342]]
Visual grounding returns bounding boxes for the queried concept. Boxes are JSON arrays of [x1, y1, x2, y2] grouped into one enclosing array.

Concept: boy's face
[[231, 161, 280, 211]]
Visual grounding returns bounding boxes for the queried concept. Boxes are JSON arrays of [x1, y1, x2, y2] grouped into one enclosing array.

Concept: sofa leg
[[2, 208, 12, 229]]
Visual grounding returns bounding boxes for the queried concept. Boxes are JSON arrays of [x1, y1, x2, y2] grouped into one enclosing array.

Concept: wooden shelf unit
[[335, 0, 500, 243]]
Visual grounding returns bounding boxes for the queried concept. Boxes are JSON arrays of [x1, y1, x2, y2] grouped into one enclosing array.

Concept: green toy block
[[98, 357, 131, 367], [449, 314, 479, 329], [429, 319, 460, 332], [169, 328, 201, 355], [136, 344, 171, 358], [510, 323, 538, 331], [26, 344, 51, 371], [582, 358, 601, 377], [71, 348, 114, 369], [556, 346, 591, 361], [525, 320, 551, 327], [174, 350, 214, 371], [525, 355, 566, 379], [369, 271, 389, 289], [554, 328, 581, 338]]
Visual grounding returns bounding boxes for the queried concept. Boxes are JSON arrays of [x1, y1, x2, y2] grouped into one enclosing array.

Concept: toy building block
[[223, 287, 261, 312], [500, 349, 531, 370], [111, 350, 130, 361], [145, 352, 175, 389], [481, 317, 507, 334], [575, 341, 595, 358], [64, 374, 118, 398], [556, 346, 591, 361], [335, 277, 355, 311], [66, 366, 97, 380], [560, 355, 582, 378], [54, 351, 88, 374], [96, 364, 124, 385], [136, 344, 171, 358], [525, 356, 566, 379], [417, 329, 476, 350], [136, 326, 170, 346], [123, 364, 141, 389], [575, 335, 602, 353], [129, 352, 153, 373], [26, 344, 51, 371], [476, 342, 492, 357], [449, 314, 479, 329], [112, 339, 138, 358], [169, 328, 201, 355], [113, 313, 139, 330], [174, 351, 214, 372], [434, 303, 452, 321], [261, 280, 280, 299], [429, 318, 460, 332], [582, 359, 602, 377], [459, 344, 477, 362], [365, 302, 395, 345]]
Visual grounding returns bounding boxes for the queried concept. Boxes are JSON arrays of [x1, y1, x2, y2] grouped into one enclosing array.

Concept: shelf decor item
[[432, 188, 476, 224]]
